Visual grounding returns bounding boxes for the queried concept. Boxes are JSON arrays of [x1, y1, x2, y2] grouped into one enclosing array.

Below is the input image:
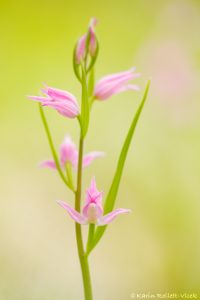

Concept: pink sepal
[[39, 160, 56, 169], [97, 208, 131, 226], [83, 151, 105, 167], [57, 200, 87, 225]]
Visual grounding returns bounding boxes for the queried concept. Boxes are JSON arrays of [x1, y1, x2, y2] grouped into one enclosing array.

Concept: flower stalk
[[75, 137, 93, 300], [75, 31, 94, 295]]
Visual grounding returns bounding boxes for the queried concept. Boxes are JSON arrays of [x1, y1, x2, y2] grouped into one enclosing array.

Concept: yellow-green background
[[1, 0, 200, 299]]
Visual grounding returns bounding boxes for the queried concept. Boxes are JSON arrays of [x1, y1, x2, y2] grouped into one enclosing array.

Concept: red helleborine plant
[[28, 17, 150, 300]]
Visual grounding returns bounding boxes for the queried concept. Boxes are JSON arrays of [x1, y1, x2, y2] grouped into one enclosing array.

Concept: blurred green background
[[1, 0, 200, 299]]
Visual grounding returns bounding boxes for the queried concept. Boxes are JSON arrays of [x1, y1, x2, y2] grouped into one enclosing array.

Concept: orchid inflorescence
[[29, 17, 150, 300]]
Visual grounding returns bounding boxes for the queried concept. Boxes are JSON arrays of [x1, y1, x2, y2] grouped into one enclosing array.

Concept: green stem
[[75, 137, 93, 300], [39, 105, 73, 191], [86, 224, 95, 255]]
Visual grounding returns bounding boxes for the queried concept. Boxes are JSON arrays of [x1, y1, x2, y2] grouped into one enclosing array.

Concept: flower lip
[[87, 203, 99, 223]]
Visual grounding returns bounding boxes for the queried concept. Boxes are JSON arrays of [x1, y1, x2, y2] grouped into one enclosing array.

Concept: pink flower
[[28, 85, 80, 118], [75, 18, 98, 64], [57, 177, 131, 226], [40, 136, 104, 170], [94, 68, 140, 101]]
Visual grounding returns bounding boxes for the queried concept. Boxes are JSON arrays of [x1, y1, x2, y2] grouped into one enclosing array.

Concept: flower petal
[[42, 101, 79, 118], [28, 95, 51, 103], [42, 86, 77, 103], [87, 176, 99, 196], [96, 68, 136, 85], [83, 151, 105, 167], [39, 160, 56, 169], [95, 75, 139, 99], [83, 177, 103, 217], [57, 200, 87, 225], [105, 84, 140, 98], [97, 208, 131, 226]]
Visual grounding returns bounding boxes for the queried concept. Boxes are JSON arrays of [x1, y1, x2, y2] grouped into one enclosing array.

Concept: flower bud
[[75, 18, 98, 65]]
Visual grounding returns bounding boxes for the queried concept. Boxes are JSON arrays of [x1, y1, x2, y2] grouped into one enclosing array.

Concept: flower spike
[[28, 16, 149, 300]]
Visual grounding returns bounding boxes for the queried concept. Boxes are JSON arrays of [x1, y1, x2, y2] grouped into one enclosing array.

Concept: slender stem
[[75, 137, 93, 300], [86, 224, 95, 255], [39, 105, 74, 191]]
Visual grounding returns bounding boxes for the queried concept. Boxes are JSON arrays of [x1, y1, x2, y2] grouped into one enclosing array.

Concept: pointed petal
[[95, 68, 138, 89], [108, 84, 140, 97], [39, 160, 56, 169], [84, 177, 103, 205], [28, 95, 51, 103], [57, 200, 87, 225], [88, 17, 97, 55], [42, 101, 80, 118], [97, 208, 131, 226], [89, 177, 97, 193], [42, 86, 77, 103], [83, 151, 105, 167], [95, 75, 140, 100]]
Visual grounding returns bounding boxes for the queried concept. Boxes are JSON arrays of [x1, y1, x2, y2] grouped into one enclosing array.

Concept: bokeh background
[[1, 0, 200, 299]]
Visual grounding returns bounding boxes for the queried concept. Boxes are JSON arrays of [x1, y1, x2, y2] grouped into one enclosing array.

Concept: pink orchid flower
[[28, 85, 80, 118], [75, 18, 97, 64], [57, 177, 131, 226], [40, 136, 104, 170], [94, 68, 140, 101]]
